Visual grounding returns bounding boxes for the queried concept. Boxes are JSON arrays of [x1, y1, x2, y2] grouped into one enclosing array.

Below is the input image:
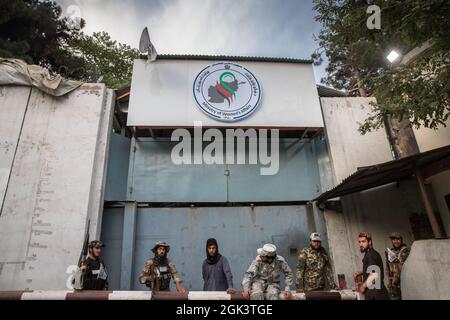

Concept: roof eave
[[139, 54, 313, 64]]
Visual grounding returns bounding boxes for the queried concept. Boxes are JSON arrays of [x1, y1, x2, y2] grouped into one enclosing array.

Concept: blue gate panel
[[104, 133, 131, 201], [100, 207, 124, 290], [127, 138, 324, 202], [127, 206, 328, 291], [228, 140, 321, 201], [130, 139, 228, 202]]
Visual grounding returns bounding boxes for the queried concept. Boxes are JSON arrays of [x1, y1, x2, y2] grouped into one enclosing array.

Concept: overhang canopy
[[315, 144, 450, 203]]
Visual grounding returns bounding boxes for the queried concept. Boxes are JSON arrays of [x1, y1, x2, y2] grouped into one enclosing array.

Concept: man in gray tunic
[[202, 238, 235, 293], [242, 244, 293, 300]]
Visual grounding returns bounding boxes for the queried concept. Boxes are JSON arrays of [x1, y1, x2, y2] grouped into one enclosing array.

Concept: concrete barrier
[[0, 290, 359, 300], [402, 239, 450, 300]]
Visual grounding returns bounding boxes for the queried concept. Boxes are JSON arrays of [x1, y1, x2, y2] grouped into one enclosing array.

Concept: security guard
[[386, 232, 410, 300], [80, 240, 108, 290], [242, 244, 293, 300], [296, 232, 337, 292], [139, 241, 186, 292]]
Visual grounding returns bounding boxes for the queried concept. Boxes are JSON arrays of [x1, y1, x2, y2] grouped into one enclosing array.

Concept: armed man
[[296, 232, 337, 292], [139, 241, 186, 293], [242, 244, 293, 300], [80, 240, 108, 290], [385, 232, 410, 300]]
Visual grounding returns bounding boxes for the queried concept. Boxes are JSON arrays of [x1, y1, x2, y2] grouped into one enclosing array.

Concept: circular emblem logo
[[193, 62, 262, 122]]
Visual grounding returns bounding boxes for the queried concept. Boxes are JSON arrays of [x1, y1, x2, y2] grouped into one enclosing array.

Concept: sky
[[56, 0, 328, 82]]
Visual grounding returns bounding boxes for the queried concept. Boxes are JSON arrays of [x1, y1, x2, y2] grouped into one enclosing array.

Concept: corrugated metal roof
[[317, 85, 348, 97], [314, 145, 450, 203], [139, 54, 312, 64]]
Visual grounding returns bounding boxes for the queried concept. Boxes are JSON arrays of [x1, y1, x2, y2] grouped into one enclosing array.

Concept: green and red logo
[[193, 62, 261, 122], [209, 71, 242, 106]]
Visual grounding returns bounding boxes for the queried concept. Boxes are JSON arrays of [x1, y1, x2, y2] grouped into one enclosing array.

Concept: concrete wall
[[413, 120, 450, 237], [402, 239, 450, 300], [0, 84, 114, 290], [320, 97, 422, 288], [0, 86, 30, 211], [428, 172, 450, 237], [413, 119, 450, 153], [320, 97, 393, 184]]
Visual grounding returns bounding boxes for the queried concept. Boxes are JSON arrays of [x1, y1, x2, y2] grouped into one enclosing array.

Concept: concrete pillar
[[120, 201, 137, 290], [87, 89, 115, 240], [323, 209, 358, 289]]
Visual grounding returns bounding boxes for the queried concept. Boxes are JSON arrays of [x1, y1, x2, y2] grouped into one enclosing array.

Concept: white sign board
[[193, 62, 262, 122], [127, 59, 324, 128]]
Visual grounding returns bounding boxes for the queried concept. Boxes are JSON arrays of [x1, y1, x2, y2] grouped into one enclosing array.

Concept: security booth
[[101, 55, 336, 290]]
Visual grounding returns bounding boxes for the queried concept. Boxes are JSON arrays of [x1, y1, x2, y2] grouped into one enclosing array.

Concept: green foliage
[[68, 32, 139, 89], [360, 51, 450, 133], [0, 0, 139, 89], [313, 0, 450, 133], [0, 0, 86, 76]]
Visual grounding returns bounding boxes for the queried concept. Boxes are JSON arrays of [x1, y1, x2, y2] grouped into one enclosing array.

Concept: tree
[[313, 0, 450, 133], [0, 0, 139, 88], [68, 32, 139, 89], [0, 0, 87, 79]]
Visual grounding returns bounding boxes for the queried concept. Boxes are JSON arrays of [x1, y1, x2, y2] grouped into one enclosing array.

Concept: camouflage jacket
[[385, 245, 410, 284], [296, 247, 337, 291], [242, 255, 293, 291], [139, 258, 182, 291]]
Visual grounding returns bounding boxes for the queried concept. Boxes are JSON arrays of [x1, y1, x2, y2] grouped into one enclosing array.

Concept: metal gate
[[101, 205, 328, 290]]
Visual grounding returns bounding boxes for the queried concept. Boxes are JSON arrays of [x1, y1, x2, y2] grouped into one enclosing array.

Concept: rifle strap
[[398, 246, 408, 264]]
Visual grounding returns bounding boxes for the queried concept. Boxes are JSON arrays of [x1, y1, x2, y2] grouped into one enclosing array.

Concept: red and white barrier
[[0, 290, 360, 300]]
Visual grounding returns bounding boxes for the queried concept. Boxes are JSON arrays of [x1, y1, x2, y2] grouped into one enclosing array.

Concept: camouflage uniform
[[139, 258, 182, 291], [242, 255, 293, 300], [296, 247, 337, 291], [386, 244, 410, 300]]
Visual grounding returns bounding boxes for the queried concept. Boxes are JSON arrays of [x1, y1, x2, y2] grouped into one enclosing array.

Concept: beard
[[360, 247, 367, 253]]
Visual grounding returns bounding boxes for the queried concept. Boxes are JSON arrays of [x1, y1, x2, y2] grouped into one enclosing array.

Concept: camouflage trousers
[[250, 281, 280, 300]]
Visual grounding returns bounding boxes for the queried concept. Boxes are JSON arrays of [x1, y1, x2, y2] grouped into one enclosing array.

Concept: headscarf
[[206, 238, 222, 265]]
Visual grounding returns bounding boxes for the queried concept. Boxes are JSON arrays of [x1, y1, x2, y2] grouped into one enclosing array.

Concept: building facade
[[0, 56, 448, 295]]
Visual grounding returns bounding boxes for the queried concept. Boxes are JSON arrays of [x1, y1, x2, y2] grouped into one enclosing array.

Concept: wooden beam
[[415, 166, 444, 239]]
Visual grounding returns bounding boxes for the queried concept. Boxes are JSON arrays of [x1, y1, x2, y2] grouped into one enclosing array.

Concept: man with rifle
[[385, 232, 410, 300], [79, 240, 109, 290]]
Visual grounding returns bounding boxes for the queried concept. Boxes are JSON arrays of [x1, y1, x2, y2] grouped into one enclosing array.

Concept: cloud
[[56, 0, 327, 81]]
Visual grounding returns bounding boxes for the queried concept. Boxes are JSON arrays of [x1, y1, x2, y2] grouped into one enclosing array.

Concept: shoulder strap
[[398, 246, 408, 263], [320, 249, 330, 263]]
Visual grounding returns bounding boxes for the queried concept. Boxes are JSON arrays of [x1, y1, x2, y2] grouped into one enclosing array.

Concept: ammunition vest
[[153, 263, 172, 291]]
